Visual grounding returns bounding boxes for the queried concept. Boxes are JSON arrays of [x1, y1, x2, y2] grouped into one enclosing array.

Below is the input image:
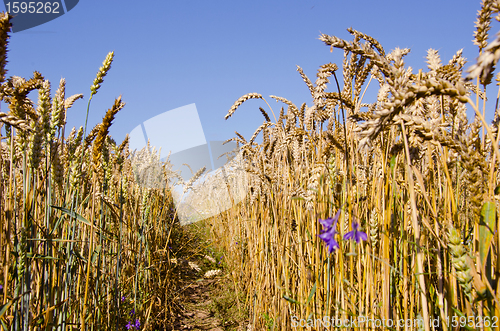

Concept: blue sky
[[1, 0, 491, 152]]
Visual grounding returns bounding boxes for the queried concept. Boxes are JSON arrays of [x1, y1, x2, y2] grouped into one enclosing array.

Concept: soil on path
[[167, 256, 249, 331]]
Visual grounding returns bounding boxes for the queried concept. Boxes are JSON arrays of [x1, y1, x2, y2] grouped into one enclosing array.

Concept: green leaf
[[0, 318, 8, 331], [51, 206, 91, 227], [282, 295, 300, 305], [479, 201, 496, 268], [52, 205, 117, 241], [305, 282, 317, 306], [450, 307, 477, 331], [0, 291, 27, 319], [0, 301, 11, 318], [49, 214, 65, 237], [91, 245, 102, 264], [389, 155, 396, 173]]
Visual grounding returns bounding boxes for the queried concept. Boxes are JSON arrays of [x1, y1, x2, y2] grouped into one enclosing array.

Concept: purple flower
[[319, 209, 341, 229], [125, 321, 133, 330], [130, 308, 135, 316], [121, 296, 125, 302], [135, 319, 141, 329], [343, 221, 367, 244], [318, 209, 341, 253], [319, 228, 340, 253]]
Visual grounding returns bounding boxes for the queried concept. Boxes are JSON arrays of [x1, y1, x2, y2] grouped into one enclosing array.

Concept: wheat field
[[0, 11, 186, 330], [1, 1, 500, 330], [204, 1, 500, 330]]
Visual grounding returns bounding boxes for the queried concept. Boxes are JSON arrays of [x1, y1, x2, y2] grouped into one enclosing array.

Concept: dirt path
[[167, 256, 249, 331]]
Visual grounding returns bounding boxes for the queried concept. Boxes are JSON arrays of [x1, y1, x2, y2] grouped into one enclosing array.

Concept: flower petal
[[344, 230, 355, 241], [319, 217, 334, 228], [355, 230, 368, 243]]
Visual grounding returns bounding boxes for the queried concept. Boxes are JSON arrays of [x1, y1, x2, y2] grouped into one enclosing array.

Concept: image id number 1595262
[[5, 2, 60, 14]]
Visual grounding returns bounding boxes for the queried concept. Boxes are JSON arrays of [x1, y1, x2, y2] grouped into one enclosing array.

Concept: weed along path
[[167, 223, 249, 331]]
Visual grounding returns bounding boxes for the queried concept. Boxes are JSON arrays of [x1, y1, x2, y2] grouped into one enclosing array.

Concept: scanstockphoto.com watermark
[[291, 314, 499, 329], [291, 315, 441, 329]]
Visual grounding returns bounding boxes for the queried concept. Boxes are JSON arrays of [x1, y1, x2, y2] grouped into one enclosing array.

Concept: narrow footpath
[[166, 225, 249, 331]]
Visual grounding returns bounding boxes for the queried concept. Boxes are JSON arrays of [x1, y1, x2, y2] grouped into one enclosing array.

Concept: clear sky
[[0, 0, 492, 152]]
